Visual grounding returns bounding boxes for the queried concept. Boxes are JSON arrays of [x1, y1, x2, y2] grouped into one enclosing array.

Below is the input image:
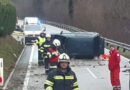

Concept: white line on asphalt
[[3, 46, 26, 90], [22, 45, 35, 90], [87, 68, 97, 79]]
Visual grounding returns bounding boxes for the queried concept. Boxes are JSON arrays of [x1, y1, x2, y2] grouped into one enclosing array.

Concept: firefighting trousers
[[44, 58, 49, 70], [110, 70, 121, 86], [38, 50, 44, 65]]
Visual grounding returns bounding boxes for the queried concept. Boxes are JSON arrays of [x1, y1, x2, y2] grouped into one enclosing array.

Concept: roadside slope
[[0, 36, 23, 85]]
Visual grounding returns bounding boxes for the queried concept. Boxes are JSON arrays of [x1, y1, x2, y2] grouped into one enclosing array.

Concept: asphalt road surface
[[3, 24, 130, 90]]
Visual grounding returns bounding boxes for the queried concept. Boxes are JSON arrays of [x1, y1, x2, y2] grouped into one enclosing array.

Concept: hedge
[[0, 0, 16, 36]]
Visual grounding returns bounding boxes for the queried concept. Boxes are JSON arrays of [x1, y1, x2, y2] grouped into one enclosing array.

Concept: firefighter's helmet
[[40, 32, 46, 37], [46, 34, 51, 38], [53, 39, 61, 47], [59, 53, 70, 63]]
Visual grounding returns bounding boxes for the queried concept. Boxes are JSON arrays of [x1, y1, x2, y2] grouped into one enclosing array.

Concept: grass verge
[[0, 35, 24, 88]]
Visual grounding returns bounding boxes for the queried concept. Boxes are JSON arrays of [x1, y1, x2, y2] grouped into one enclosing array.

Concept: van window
[[25, 25, 42, 31]]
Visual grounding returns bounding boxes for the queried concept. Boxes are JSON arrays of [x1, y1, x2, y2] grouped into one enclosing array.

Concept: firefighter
[[48, 39, 61, 72], [44, 53, 79, 90], [35, 32, 46, 66], [109, 45, 121, 90], [40, 34, 52, 74]]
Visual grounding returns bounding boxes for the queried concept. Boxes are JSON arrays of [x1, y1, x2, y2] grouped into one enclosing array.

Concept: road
[[3, 24, 130, 90]]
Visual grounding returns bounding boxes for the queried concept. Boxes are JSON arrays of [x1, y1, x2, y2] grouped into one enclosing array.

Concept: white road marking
[[22, 46, 35, 90], [3, 46, 26, 90], [87, 68, 97, 79]]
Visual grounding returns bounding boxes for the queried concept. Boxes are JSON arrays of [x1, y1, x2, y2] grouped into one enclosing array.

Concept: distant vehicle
[[52, 32, 104, 59], [22, 17, 46, 45]]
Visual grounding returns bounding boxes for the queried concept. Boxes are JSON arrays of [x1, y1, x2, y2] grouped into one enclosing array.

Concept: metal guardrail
[[44, 21, 86, 32], [105, 38, 130, 51], [44, 20, 130, 51]]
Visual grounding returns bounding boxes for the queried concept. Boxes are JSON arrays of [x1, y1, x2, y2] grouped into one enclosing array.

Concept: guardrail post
[[123, 48, 126, 52], [117, 46, 120, 50], [106, 43, 109, 46]]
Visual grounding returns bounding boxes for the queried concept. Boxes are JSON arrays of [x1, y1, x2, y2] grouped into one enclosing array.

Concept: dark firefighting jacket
[[109, 49, 121, 71], [40, 41, 52, 59], [44, 67, 79, 90]]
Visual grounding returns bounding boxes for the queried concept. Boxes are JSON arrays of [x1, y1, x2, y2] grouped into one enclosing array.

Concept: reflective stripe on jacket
[[44, 68, 79, 90], [40, 41, 52, 59], [36, 36, 46, 46]]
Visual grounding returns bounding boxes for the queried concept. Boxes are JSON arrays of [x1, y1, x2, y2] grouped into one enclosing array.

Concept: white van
[[22, 17, 46, 45]]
